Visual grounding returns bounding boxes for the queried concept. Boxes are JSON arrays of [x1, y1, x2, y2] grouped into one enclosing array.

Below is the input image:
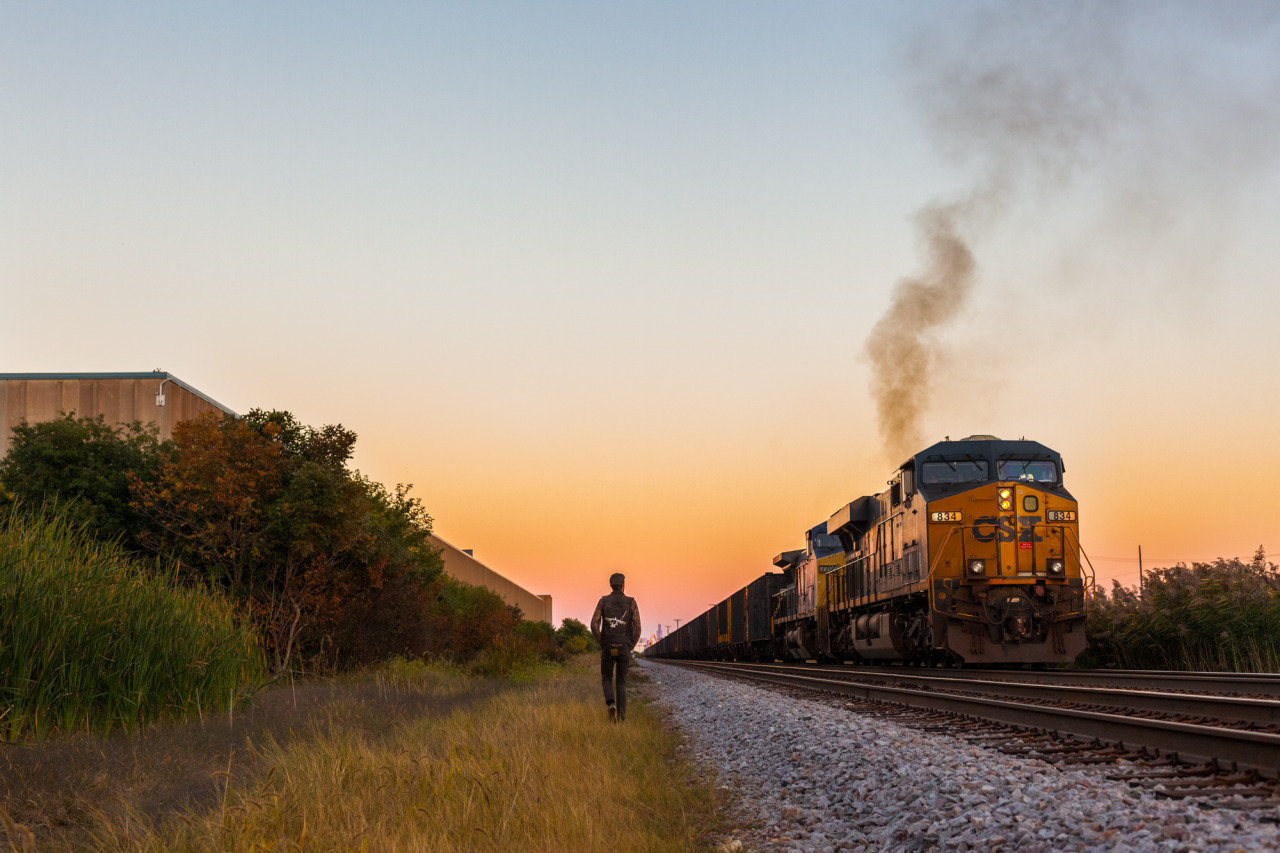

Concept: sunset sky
[[4, 2, 1279, 633]]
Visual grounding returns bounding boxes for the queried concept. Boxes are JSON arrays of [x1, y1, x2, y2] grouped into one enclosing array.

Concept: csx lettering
[[971, 515, 1043, 542], [971, 516, 997, 542]]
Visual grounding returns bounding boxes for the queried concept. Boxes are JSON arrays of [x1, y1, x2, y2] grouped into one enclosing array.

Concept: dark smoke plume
[[866, 204, 975, 464], [864, 4, 1127, 461], [864, 1, 1280, 461]]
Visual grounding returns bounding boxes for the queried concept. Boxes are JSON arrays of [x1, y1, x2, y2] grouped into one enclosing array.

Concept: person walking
[[590, 573, 641, 723]]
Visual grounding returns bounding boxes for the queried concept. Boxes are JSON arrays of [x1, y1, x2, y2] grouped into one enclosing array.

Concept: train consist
[[646, 436, 1090, 666]]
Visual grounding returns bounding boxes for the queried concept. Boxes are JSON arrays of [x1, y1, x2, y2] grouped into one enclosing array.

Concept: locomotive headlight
[[998, 488, 1013, 512], [1047, 559, 1065, 575], [968, 559, 986, 576]]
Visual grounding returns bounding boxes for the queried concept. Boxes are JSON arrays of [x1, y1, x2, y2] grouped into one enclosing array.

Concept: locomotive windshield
[[810, 532, 843, 558], [921, 460, 988, 485], [997, 460, 1058, 483]]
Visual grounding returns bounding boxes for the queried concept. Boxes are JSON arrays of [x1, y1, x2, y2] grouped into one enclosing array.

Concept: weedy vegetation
[[0, 508, 263, 740], [2, 657, 724, 852], [1083, 547, 1280, 671], [0, 410, 715, 850]]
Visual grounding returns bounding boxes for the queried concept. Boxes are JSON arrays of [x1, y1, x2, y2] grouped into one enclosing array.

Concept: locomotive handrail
[[924, 523, 965, 617], [1063, 526, 1098, 612]]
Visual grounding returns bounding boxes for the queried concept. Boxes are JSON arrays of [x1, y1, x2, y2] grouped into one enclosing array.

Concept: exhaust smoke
[[866, 203, 975, 465], [863, 1, 1280, 462]]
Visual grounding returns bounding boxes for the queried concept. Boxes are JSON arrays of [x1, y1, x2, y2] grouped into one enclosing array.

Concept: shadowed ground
[[1, 668, 508, 847]]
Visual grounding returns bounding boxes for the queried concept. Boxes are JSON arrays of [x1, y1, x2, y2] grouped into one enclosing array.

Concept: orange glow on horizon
[[353, 408, 1280, 634]]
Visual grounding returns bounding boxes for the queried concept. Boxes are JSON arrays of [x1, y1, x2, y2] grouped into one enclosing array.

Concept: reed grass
[[1082, 553, 1280, 671], [0, 508, 265, 739], [91, 656, 725, 852]]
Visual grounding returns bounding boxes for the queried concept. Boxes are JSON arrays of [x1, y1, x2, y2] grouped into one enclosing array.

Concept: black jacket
[[590, 591, 642, 649]]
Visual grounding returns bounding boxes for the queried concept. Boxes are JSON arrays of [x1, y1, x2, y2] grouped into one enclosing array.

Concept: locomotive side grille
[[905, 549, 921, 583]]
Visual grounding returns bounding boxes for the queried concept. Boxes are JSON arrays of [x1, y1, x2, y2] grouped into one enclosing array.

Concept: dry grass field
[[1, 656, 724, 852]]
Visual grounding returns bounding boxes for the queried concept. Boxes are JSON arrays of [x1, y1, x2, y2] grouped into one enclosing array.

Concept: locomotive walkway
[[672, 661, 1280, 782]]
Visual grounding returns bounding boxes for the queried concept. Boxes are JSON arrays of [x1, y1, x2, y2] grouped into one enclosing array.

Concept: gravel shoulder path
[[639, 659, 1280, 853]]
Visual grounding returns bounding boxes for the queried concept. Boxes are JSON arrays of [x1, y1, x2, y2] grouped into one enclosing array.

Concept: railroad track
[[762, 662, 1280, 698], [664, 660, 1280, 804], [684, 662, 1280, 726]]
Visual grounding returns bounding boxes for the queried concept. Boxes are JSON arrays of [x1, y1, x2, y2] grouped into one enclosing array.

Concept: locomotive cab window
[[997, 460, 1058, 483], [810, 533, 842, 558], [921, 460, 988, 485]]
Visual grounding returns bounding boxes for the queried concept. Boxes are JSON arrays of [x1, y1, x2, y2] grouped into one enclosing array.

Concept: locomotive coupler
[[985, 587, 1040, 644]]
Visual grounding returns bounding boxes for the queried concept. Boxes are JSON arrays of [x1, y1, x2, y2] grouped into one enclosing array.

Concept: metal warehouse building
[[0, 371, 234, 458], [428, 534, 553, 624]]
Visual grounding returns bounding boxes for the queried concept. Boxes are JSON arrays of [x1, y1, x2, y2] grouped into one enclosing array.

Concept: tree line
[[0, 410, 588, 674]]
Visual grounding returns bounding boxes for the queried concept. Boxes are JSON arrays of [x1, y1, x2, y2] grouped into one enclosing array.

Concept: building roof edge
[[427, 532, 546, 600], [0, 372, 236, 416]]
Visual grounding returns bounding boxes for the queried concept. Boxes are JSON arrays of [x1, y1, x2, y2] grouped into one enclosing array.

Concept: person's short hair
[[609, 572, 625, 590]]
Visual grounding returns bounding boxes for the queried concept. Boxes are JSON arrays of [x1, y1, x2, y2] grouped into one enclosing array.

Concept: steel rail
[[711, 662, 1280, 698], [667, 661, 1280, 778], [692, 662, 1280, 726]]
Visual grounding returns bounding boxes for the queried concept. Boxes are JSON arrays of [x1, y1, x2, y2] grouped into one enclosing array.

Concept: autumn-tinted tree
[[0, 413, 161, 548], [131, 409, 444, 672], [128, 412, 301, 664]]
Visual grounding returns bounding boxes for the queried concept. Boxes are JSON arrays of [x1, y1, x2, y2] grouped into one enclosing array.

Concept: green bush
[[555, 617, 599, 653], [422, 577, 521, 661], [0, 508, 265, 739], [515, 619, 565, 662], [1082, 548, 1280, 671], [0, 413, 161, 549]]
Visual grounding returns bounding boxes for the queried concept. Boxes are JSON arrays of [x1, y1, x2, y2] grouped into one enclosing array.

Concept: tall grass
[[92, 657, 725, 852], [0, 508, 265, 739], [1081, 551, 1280, 671]]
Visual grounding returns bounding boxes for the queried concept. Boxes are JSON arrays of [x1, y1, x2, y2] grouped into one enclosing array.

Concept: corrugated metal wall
[[1, 374, 231, 457], [428, 534, 553, 624]]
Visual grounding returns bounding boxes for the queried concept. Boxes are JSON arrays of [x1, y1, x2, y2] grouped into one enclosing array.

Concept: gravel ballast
[[641, 660, 1280, 852]]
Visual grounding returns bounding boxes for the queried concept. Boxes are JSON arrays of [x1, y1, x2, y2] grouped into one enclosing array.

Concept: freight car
[[646, 572, 786, 661], [646, 436, 1091, 665]]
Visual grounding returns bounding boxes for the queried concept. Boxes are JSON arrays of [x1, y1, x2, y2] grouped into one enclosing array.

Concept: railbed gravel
[[640, 659, 1280, 852]]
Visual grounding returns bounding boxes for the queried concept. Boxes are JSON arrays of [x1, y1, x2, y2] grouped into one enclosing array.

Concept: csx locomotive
[[646, 436, 1091, 665]]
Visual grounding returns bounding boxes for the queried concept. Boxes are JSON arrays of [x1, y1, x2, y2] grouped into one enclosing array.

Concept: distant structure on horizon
[[0, 371, 234, 458], [428, 534, 553, 625]]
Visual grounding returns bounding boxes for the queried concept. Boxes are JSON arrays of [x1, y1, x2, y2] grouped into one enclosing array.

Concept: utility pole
[[673, 618, 682, 629], [1139, 545, 1144, 596]]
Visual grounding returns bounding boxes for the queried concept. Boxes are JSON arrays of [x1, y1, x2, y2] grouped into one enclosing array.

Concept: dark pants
[[600, 647, 630, 719]]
